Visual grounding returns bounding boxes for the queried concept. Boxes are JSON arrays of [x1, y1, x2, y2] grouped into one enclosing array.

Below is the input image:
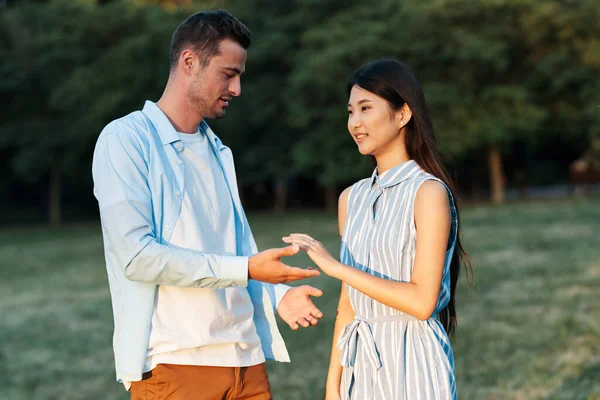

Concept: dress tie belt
[[337, 314, 437, 371]]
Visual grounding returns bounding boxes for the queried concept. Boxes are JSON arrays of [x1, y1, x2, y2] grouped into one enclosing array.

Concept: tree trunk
[[488, 146, 506, 204], [273, 178, 288, 214], [49, 166, 61, 226], [325, 184, 337, 212]]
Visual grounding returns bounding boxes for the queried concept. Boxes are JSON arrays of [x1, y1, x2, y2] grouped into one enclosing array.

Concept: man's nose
[[229, 76, 241, 97]]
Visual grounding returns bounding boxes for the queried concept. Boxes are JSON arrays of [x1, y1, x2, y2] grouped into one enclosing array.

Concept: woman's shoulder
[[351, 176, 374, 192], [339, 177, 371, 210], [408, 169, 456, 211], [406, 168, 447, 190], [410, 167, 438, 182]]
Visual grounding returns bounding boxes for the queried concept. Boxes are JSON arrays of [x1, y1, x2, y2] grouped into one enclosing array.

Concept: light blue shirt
[[92, 101, 290, 385]]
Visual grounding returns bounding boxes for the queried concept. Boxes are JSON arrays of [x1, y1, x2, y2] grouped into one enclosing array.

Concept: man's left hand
[[277, 285, 323, 330]]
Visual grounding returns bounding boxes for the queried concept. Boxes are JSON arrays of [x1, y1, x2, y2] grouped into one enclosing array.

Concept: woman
[[283, 59, 472, 399]]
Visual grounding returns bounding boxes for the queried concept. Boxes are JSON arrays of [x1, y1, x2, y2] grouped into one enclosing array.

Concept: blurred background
[[0, 0, 599, 399]]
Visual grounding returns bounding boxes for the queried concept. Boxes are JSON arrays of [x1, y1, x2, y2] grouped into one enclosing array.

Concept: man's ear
[[180, 49, 196, 76]]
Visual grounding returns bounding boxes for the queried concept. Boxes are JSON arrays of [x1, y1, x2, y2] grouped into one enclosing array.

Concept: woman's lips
[[354, 133, 368, 143]]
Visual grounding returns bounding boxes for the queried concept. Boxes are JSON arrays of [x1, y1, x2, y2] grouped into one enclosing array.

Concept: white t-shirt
[[144, 128, 264, 371]]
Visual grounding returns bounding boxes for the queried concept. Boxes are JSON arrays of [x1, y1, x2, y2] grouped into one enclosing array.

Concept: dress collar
[[370, 159, 421, 189]]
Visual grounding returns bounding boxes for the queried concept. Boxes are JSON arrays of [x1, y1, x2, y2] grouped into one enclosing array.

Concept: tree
[[2, 0, 598, 218], [412, 0, 551, 203], [211, 0, 303, 213], [520, 0, 600, 179], [290, 0, 565, 204], [1, 1, 100, 225], [288, 2, 399, 210], [0, 0, 188, 225], [214, 0, 366, 212]]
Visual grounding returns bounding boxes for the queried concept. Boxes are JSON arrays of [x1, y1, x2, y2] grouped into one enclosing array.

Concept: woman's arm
[[326, 283, 354, 398], [284, 180, 451, 320], [326, 188, 354, 399]]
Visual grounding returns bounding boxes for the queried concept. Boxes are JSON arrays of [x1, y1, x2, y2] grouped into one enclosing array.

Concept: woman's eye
[[348, 110, 353, 115], [361, 106, 370, 112]]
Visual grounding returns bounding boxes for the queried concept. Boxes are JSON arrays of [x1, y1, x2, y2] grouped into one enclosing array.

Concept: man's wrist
[[274, 284, 291, 311], [221, 255, 249, 287], [247, 255, 254, 279]]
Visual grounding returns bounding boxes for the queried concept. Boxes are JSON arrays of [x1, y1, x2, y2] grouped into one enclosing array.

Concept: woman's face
[[347, 85, 407, 156]]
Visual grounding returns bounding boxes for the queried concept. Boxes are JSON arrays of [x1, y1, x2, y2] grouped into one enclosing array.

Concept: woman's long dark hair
[[347, 59, 474, 336]]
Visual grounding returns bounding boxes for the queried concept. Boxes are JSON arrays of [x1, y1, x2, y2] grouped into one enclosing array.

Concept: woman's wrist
[[328, 261, 345, 279]]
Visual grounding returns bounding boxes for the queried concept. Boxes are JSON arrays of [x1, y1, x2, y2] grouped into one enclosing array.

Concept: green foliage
[[0, 1, 208, 181], [1, 0, 599, 206], [1, 0, 97, 179], [519, 0, 600, 147]]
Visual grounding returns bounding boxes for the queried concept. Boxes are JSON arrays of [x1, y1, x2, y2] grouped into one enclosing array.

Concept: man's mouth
[[219, 97, 231, 107]]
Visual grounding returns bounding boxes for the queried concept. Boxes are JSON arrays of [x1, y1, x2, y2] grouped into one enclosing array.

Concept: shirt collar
[[142, 101, 222, 149], [370, 159, 421, 189], [142, 101, 180, 145]]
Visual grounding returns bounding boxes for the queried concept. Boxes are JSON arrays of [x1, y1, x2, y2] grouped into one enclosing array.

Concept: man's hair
[[169, 10, 251, 71]]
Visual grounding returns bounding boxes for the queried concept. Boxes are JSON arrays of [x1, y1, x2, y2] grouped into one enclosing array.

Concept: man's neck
[[157, 86, 203, 134]]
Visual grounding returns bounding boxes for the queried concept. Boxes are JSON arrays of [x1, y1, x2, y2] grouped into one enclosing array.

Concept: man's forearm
[[125, 239, 249, 288], [102, 201, 248, 288]]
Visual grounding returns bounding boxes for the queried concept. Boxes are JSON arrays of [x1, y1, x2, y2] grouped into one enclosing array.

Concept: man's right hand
[[248, 245, 320, 284]]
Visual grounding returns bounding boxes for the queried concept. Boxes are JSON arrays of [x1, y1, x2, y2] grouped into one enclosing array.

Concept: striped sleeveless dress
[[338, 159, 458, 400]]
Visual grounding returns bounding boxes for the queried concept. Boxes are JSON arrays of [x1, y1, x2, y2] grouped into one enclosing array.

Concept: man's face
[[187, 38, 247, 119]]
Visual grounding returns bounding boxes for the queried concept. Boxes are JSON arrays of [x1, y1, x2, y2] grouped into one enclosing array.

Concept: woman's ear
[[396, 103, 413, 129]]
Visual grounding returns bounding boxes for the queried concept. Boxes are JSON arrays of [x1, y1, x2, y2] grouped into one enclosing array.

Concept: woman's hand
[[282, 234, 343, 278]]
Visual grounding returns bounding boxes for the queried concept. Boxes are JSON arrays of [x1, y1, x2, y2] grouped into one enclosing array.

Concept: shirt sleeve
[[92, 123, 248, 288], [273, 284, 291, 310]]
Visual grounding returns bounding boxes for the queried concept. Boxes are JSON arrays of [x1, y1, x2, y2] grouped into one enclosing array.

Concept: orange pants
[[130, 363, 273, 400]]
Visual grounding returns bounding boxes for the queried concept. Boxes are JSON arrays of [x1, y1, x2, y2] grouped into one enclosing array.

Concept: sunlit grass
[[1, 198, 598, 399]]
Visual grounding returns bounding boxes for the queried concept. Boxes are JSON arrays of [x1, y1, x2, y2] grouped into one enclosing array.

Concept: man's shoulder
[[99, 110, 153, 145]]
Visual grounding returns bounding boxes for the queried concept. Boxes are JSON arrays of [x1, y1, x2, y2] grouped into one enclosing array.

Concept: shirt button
[[165, 225, 171, 231], [176, 191, 182, 197], [175, 142, 182, 149], [177, 159, 183, 165]]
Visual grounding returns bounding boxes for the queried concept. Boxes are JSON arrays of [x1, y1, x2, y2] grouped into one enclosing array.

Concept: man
[[92, 10, 323, 399]]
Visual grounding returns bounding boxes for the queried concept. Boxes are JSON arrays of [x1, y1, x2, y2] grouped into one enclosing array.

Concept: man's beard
[[187, 80, 226, 120], [207, 106, 226, 120]]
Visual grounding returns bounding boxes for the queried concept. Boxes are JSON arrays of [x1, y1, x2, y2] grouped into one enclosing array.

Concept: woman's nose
[[350, 116, 361, 130]]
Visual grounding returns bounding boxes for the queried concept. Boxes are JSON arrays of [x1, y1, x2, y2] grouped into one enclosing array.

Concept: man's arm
[[93, 124, 248, 288], [93, 123, 318, 288]]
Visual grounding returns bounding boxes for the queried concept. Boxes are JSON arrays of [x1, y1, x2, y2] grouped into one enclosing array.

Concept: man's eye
[[224, 73, 234, 78]]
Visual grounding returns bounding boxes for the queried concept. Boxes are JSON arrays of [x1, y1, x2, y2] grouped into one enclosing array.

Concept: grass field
[[1, 198, 599, 399]]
